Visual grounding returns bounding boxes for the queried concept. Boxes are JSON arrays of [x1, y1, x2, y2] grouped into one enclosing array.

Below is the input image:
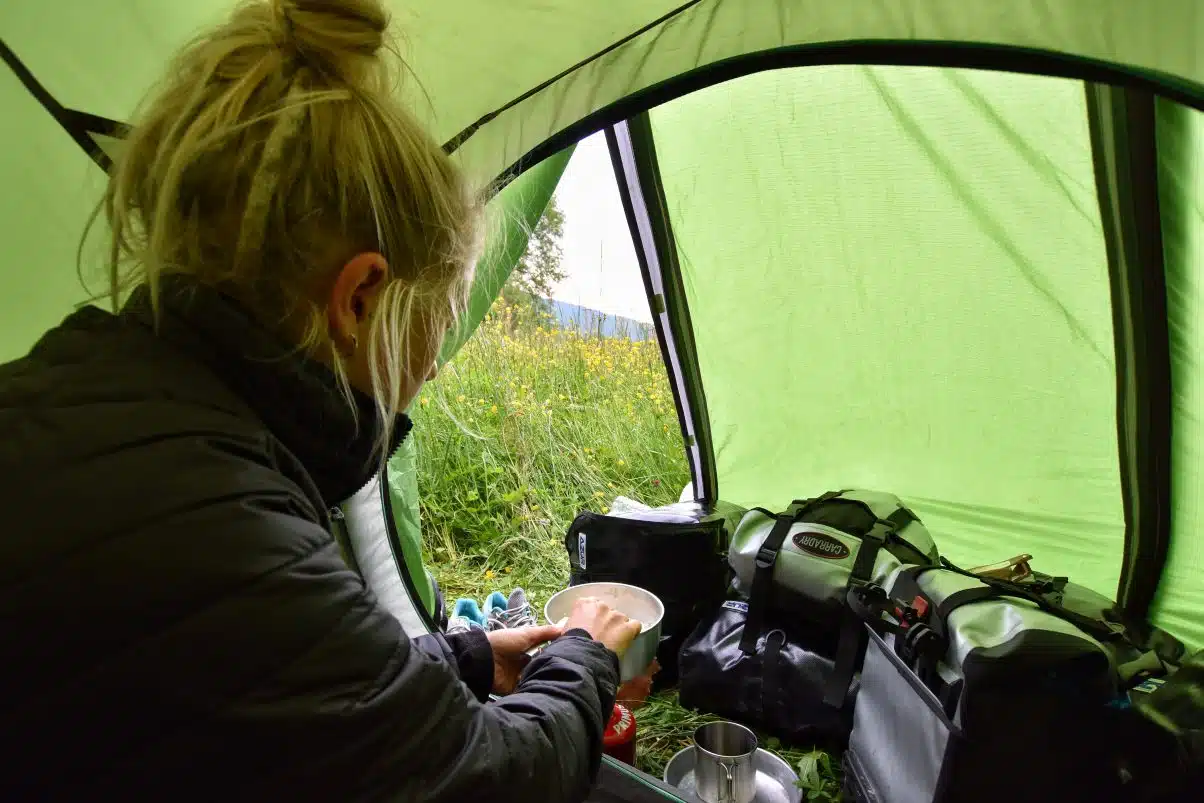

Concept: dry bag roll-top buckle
[[897, 621, 944, 669], [847, 583, 890, 624], [891, 594, 946, 673], [849, 583, 947, 668]]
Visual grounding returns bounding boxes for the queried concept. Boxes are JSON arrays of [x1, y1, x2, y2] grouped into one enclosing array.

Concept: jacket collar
[[122, 278, 410, 505]]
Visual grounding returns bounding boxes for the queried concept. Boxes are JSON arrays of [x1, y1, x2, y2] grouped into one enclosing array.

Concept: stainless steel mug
[[693, 721, 757, 803]]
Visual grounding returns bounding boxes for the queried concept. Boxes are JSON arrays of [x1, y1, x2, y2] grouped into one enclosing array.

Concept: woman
[[0, 1, 641, 800]]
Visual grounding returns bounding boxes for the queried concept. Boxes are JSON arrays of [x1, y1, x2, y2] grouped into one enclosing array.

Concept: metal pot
[[544, 582, 664, 682]]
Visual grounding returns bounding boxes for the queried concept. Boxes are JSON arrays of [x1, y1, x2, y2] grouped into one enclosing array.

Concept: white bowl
[[544, 582, 664, 682]]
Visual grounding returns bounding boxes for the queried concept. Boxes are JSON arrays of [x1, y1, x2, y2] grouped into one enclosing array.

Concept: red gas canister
[[602, 703, 637, 766]]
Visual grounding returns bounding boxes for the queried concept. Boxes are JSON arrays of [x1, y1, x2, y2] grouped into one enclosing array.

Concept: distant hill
[[546, 299, 652, 341]]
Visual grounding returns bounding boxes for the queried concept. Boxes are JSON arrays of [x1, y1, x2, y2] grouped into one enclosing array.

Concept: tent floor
[[589, 757, 700, 802]]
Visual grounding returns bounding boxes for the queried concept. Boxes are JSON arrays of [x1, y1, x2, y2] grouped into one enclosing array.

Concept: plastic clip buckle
[[755, 545, 779, 570]]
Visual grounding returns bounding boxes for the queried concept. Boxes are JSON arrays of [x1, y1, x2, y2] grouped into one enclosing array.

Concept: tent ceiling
[[2, 1, 1202, 184]]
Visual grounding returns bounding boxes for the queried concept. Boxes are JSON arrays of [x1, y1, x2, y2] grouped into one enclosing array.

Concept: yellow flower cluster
[[411, 299, 693, 572], [429, 301, 673, 428]]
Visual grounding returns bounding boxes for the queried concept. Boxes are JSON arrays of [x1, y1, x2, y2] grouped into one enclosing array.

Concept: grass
[[635, 692, 842, 800], [412, 300, 684, 617], [412, 299, 842, 798]]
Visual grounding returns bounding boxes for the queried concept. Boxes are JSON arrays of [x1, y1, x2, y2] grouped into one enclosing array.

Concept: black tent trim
[[0, 38, 125, 173], [494, 40, 1204, 184], [1085, 85, 1174, 621], [586, 756, 694, 802], [441, 0, 707, 155], [62, 108, 132, 144], [607, 116, 718, 504]]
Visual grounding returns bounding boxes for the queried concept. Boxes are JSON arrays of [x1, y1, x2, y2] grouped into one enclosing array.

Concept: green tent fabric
[[0, 54, 105, 363], [1152, 98, 1204, 648], [386, 149, 574, 616], [5, 0, 1204, 654], [649, 65, 1123, 597], [4, 1, 1204, 184]]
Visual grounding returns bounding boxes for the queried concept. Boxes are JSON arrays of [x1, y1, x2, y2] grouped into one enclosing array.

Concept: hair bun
[[276, 0, 389, 83]]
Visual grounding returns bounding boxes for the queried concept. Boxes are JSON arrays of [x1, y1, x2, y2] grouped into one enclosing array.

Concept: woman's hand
[[563, 597, 643, 657], [486, 625, 563, 695], [485, 598, 641, 694]]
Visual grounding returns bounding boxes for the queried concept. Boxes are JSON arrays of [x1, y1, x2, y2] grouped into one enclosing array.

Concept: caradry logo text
[[791, 531, 851, 560]]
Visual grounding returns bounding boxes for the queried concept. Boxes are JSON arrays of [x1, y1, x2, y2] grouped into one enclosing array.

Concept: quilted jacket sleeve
[[223, 528, 620, 803], [74, 467, 619, 803]]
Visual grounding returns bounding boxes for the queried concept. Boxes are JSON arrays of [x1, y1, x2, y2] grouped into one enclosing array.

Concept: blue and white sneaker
[[446, 598, 486, 634], [483, 591, 508, 622], [486, 588, 536, 631]]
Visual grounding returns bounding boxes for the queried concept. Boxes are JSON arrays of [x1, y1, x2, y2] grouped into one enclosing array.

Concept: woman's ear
[[328, 252, 388, 353]]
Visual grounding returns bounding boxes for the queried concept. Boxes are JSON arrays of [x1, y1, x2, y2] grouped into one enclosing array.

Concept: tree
[[502, 195, 565, 314]]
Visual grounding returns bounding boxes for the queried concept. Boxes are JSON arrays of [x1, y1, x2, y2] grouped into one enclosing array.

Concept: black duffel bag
[[564, 502, 741, 687], [678, 599, 856, 746]]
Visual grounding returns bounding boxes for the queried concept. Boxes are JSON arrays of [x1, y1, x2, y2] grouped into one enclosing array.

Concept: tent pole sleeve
[[606, 115, 717, 503], [1085, 84, 1173, 621]]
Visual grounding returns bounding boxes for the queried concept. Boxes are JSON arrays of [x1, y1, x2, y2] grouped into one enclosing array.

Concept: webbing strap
[[738, 503, 808, 654], [760, 629, 787, 717], [737, 492, 842, 655], [886, 507, 916, 529], [823, 523, 888, 707], [936, 558, 1122, 642], [932, 586, 1004, 639], [882, 507, 932, 564]]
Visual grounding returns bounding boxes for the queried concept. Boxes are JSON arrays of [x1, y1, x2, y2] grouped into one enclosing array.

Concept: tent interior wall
[[3, 2, 1204, 795], [601, 65, 1204, 649]]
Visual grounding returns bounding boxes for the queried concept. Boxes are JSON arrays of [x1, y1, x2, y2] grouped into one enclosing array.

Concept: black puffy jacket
[[0, 280, 619, 802]]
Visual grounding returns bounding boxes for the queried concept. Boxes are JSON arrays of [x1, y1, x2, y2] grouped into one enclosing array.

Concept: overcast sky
[[548, 132, 652, 324]]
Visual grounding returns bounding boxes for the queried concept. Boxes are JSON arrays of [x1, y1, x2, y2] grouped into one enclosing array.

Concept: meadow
[[411, 299, 841, 797], [411, 299, 686, 609]]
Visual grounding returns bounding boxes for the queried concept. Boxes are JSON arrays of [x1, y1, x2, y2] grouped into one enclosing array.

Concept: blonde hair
[[91, 0, 483, 457]]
